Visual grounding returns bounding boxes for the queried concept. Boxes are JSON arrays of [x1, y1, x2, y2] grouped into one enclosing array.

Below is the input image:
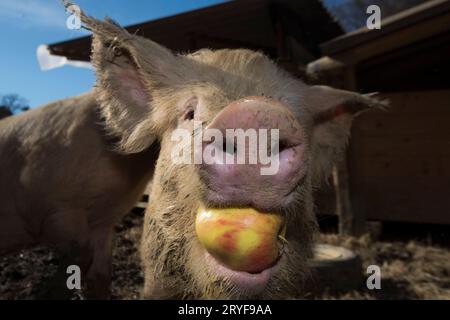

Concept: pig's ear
[[76, 6, 182, 153], [306, 85, 388, 186]]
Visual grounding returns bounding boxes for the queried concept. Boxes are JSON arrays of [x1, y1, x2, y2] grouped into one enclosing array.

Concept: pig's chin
[[203, 250, 281, 296]]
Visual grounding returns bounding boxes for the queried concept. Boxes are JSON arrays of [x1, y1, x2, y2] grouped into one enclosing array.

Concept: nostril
[[278, 140, 289, 153], [275, 140, 294, 155], [222, 139, 228, 154], [222, 138, 236, 154]]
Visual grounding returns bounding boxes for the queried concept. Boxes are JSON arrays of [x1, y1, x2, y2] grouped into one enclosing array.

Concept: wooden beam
[[321, 0, 450, 60], [332, 162, 354, 235]]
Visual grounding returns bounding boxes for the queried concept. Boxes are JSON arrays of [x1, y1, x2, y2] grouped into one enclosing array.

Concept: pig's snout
[[199, 96, 306, 211]]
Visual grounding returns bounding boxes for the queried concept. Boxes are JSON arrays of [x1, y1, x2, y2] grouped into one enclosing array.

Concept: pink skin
[[197, 97, 305, 292], [204, 251, 282, 295], [198, 96, 307, 212]]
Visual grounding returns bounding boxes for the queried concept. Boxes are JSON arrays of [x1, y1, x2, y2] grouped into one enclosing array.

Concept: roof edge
[[321, 0, 450, 56]]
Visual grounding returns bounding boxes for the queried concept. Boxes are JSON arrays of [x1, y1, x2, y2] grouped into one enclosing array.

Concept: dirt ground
[[1, 210, 449, 300]]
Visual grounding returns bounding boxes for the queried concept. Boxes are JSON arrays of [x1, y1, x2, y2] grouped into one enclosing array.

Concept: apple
[[195, 205, 285, 273]]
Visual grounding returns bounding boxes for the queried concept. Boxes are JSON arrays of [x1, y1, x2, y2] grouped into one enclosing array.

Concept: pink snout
[[198, 96, 306, 211]]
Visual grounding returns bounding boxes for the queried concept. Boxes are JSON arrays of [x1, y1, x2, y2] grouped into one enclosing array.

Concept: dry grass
[[317, 233, 450, 299]]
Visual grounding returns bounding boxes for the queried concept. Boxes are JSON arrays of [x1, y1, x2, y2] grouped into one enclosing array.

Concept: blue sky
[[0, 0, 228, 108], [0, 0, 352, 109]]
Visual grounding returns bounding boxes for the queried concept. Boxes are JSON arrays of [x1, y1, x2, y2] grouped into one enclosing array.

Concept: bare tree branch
[[0, 94, 30, 114]]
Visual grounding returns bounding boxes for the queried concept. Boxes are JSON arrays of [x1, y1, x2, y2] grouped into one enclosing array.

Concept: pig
[[0, 6, 385, 299], [0, 91, 159, 299]]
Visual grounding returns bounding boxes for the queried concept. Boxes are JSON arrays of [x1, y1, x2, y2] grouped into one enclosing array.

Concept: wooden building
[[308, 0, 450, 232], [48, 0, 342, 68]]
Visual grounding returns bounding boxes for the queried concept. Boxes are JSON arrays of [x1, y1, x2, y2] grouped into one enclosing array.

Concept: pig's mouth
[[195, 204, 287, 295], [203, 184, 298, 213], [204, 249, 283, 295]]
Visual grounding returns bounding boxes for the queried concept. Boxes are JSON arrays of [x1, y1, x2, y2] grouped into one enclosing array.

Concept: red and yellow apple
[[195, 205, 285, 273]]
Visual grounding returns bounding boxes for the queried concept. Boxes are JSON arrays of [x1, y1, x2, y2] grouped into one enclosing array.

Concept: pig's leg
[[37, 211, 89, 299], [37, 242, 87, 299], [83, 226, 114, 300], [0, 211, 34, 255]]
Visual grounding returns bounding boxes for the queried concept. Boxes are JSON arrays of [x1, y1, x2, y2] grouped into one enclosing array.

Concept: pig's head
[[80, 11, 385, 299]]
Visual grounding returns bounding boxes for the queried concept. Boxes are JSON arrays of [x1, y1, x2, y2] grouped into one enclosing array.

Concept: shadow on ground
[[1, 211, 449, 299]]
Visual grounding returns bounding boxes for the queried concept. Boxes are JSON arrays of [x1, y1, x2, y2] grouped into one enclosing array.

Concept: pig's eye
[[184, 109, 195, 121], [183, 97, 198, 121]]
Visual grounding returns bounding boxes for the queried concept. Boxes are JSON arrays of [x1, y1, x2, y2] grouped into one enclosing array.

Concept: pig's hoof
[[306, 244, 362, 295]]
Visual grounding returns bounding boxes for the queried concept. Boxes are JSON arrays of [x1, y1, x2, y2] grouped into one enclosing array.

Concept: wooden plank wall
[[349, 90, 450, 224]]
